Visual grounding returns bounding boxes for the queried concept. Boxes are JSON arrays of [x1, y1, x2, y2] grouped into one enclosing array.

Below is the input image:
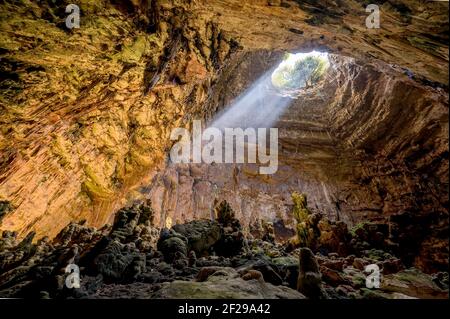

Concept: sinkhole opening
[[271, 50, 330, 94]]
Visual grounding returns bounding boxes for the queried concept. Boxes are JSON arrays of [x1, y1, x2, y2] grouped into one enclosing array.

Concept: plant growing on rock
[[291, 192, 315, 248], [350, 221, 369, 237]]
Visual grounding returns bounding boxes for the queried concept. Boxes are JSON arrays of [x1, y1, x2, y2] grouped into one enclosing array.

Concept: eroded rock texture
[[0, 202, 447, 299], [0, 0, 448, 277], [145, 52, 448, 272]]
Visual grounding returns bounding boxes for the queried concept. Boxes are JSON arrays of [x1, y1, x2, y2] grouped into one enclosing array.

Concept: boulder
[[381, 268, 448, 299], [297, 248, 327, 299], [92, 239, 145, 282], [320, 266, 350, 286], [110, 201, 155, 242], [213, 201, 244, 256], [272, 256, 299, 288], [157, 234, 188, 263], [153, 267, 305, 299], [237, 259, 283, 286], [352, 258, 369, 271], [172, 220, 222, 255], [241, 270, 264, 281], [214, 229, 244, 257], [215, 200, 235, 226]]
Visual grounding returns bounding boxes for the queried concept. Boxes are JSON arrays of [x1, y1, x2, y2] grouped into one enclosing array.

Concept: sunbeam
[[209, 70, 292, 130]]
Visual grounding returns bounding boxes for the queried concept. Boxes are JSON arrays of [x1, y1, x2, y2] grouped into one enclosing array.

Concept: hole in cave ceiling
[[271, 51, 330, 95]]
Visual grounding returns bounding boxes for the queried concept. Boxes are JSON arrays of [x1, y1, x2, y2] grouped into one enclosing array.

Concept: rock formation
[[297, 247, 327, 299], [0, 201, 447, 299]]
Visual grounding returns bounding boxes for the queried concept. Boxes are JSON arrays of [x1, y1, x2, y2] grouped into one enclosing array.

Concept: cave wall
[[1, 0, 234, 238]]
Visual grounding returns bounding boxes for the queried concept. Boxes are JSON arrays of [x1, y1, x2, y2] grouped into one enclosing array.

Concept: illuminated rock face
[[145, 52, 448, 272], [0, 1, 448, 272]]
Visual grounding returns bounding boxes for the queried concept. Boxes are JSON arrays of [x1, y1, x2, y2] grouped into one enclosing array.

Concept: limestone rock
[[297, 248, 327, 299], [172, 220, 222, 256], [381, 268, 448, 299], [153, 267, 304, 299]]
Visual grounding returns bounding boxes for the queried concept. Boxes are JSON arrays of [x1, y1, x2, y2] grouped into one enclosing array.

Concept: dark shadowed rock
[[0, 201, 13, 223], [91, 238, 146, 283], [297, 247, 327, 299], [157, 229, 189, 263], [172, 220, 222, 256], [215, 200, 235, 226]]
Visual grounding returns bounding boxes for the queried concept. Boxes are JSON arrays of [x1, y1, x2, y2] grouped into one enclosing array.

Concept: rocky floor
[[0, 200, 447, 299]]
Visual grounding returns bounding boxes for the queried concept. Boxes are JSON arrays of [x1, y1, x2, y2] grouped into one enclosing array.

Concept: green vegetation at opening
[[271, 51, 330, 91]]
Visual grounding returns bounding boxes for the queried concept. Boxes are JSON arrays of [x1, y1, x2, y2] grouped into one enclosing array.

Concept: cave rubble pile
[[0, 201, 447, 299]]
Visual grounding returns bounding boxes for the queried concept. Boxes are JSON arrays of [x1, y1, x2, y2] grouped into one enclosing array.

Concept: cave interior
[[0, 0, 448, 299]]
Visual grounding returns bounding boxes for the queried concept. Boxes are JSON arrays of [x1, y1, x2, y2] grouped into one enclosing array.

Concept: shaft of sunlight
[[209, 71, 291, 130]]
